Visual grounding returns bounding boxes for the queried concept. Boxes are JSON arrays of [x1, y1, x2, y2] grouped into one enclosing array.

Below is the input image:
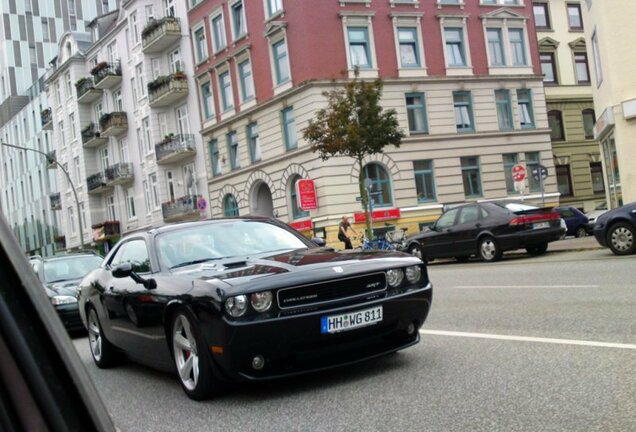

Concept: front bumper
[[497, 227, 564, 251], [593, 224, 607, 246], [205, 283, 432, 381], [54, 303, 85, 332]]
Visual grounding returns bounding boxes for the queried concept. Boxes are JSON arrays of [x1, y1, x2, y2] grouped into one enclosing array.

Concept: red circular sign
[[512, 164, 526, 182]]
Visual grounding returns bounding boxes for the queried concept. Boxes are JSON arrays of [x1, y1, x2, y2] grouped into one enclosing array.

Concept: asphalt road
[[73, 248, 636, 432]]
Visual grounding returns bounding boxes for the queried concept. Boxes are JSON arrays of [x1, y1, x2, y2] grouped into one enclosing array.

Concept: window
[[136, 64, 145, 96], [247, 123, 261, 163], [540, 52, 557, 84], [525, 152, 541, 192], [266, 0, 283, 18], [347, 27, 372, 69], [223, 194, 239, 216], [272, 40, 290, 84], [142, 180, 151, 213], [149, 174, 160, 209], [231, 1, 246, 39], [289, 175, 309, 219], [113, 89, 123, 111], [29, 46, 36, 65], [495, 89, 513, 131], [227, 131, 240, 170], [591, 31, 602, 86], [517, 89, 535, 129], [73, 157, 81, 183], [487, 28, 505, 66], [238, 59, 255, 101], [533, 3, 550, 29], [42, 20, 50, 42], [582, 109, 595, 139], [106, 195, 116, 220], [200, 82, 214, 119], [590, 162, 604, 194], [68, 207, 76, 234], [548, 110, 565, 141], [176, 105, 190, 136], [281, 107, 297, 151], [413, 160, 435, 202], [130, 11, 139, 45], [362, 163, 392, 207], [405, 93, 428, 133], [126, 188, 136, 219], [436, 208, 459, 230], [461, 157, 482, 197], [194, 27, 208, 63], [114, 240, 150, 273], [65, 72, 72, 96], [218, 71, 234, 112], [453, 91, 474, 133], [574, 52, 590, 84], [508, 29, 526, 66], [502, 153, 518, 193], [211, 14, 226, 52], [444, 28, 466, 66], [556, 165, 573, 196], [397, 28, 420, 68], [69, 113, 77, 140], [142, 117, 151, 152], [119, 138, 129, 162], [68, 0, 77, 31], [58, 121, 65, 144], [567, 3, 583, 30], [168, 48, 182, 72], [209, 139, 221, 176]]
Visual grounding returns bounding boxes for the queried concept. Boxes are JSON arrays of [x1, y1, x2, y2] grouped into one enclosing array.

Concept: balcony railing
[[142, 16, 181, 53], [81, 124, 108, 148], [148, 73, 188, 107], [86, 172, 112, 194], [91, 61, 122, 89], [162, 195, 201, 222], [99, 112, 128, 137], [91, 220, 121, 242], [155, 134, 196, 165], [46, 151, 57, 169], [41, 108, 53, 129], [76, 77, 103, 104], [50, 192, 61, 211], [105, 162, 134, 186]]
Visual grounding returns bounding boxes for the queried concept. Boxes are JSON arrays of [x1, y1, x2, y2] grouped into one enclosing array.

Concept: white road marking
[[452, 285, 600, 289], [420, 330, 636, 350]]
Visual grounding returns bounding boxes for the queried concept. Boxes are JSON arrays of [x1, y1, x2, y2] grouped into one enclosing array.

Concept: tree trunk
[[358, 157, 372, 241]]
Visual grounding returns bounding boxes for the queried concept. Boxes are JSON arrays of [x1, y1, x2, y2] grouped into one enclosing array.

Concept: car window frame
[[108, 237, 154, 275], [457, 205, 480, 225], [435, 208, 460, 230]]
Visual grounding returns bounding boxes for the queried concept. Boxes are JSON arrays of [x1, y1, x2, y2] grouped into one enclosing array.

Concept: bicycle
[[357, 234, 396, 251]]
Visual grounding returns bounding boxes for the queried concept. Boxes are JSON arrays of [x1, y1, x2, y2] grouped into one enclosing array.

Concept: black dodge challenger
[[79, 218, 432, 399]]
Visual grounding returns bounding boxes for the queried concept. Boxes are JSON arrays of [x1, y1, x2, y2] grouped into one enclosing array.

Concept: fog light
[[407, 322, 416, 335], [252, 355, 265, 370]]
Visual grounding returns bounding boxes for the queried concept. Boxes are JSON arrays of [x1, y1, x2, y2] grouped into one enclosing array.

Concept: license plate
[[533, 222, 550, 229], [320, 306, 383, 334]]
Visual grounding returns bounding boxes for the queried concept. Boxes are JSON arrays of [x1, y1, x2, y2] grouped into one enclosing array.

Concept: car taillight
[[510, 213, 560, 226]]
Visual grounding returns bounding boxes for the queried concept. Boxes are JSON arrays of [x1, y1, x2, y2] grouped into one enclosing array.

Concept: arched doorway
[[251, 181, 274, 217]]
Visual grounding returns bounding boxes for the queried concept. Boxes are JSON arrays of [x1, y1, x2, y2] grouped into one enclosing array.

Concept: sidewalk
[[548, 235, 602, 252]]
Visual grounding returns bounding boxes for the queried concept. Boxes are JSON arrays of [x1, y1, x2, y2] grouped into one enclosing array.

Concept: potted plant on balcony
[[99, 113, 112, 130], [141, 17, 160, 40], [75, 77, 93, 90], [172, 70, 187, 80], [90, 61, 109, 76], [161, 133, 175, 144]]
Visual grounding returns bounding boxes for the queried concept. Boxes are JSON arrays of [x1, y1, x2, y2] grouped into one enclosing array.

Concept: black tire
[[575, 226, 587, 238], [170, 307, 218, 400], [606, 222, 636, 256], [478, 236, 502, 262], [526, 243, 548, 255], [408, 243, 423, 261], [86, 306, 123, 368], [455, 256, 470, 263]]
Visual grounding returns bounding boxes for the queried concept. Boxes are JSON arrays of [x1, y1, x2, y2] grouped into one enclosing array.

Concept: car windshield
[[156, 220, 310, 270], [43, 255, 103, 283]]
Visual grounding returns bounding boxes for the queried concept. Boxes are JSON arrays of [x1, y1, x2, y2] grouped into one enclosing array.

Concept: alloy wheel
[[409, 244, 423, 260], [87, 309, 102, 362], [481, 240, 496, 260], [610, 226, 634, 252], [173, 314, 200, 391]]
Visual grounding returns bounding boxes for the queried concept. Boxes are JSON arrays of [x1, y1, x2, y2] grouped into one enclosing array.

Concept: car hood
[[596, 202, 636, 225], [585, 209, 607, 221], [45, 278, 82, 297]]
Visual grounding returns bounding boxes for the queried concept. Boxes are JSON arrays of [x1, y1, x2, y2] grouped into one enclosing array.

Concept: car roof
[[142, 216, 276, 236], [41, 251, 102, 262]]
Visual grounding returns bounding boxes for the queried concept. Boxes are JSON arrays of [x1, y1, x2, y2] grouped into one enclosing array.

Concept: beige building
[[534, 0, 603, 212], [582, 0, 636, 208]]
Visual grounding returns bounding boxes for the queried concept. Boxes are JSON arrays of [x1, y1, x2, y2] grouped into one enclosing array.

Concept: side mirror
[[112, 262, 133, 278], [312, 237, 326, 247]]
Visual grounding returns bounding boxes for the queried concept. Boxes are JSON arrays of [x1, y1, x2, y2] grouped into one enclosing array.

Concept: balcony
[[50, 192, 61, 211], [91, 220, 121, 242], [155, 134, 196, 165], [41, 108, 53, 130], [105, 162, 134, 186], [46, 151, 57, 169], [91, 61, 122, 89], [148, 72, 188, 108], [99, 112, 128, 137], [86, 172, 112, 194], [54, 235, 66, 251], [162, 195, 201, 222], [75, 77, 103, 104], [142, 16, 182, 54], [81, 123, 108, 148]]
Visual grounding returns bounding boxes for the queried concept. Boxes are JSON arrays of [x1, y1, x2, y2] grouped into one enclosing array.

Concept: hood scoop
[[199, 260, 248, 272]]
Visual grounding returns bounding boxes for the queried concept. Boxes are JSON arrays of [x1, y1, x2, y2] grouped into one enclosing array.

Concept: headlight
[[225, 295, 247, 317], [405, 266, 422, 284], [250, 291, 273, 312], [386, 269, 404, 288], [51, 295, 78, 305]]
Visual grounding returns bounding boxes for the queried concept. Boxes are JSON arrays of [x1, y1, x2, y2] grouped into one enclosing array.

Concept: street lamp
[[1, 141, 85, 249]]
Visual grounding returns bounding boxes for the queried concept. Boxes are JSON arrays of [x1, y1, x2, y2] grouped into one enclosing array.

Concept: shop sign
[[353, 208, 401, 223], [296, 179, 317, 211]]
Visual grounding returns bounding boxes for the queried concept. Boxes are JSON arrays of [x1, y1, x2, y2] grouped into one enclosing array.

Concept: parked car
[[403, 202, 564, 262], [79, 217, 432, 400], [592, 201, 636, 255], [554, 206, 589, 237], [31, 251, 103, 332], [585, 201, 608, 233]]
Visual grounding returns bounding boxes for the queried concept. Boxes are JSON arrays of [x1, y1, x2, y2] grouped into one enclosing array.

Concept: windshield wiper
[[169, 257, 231, 270]]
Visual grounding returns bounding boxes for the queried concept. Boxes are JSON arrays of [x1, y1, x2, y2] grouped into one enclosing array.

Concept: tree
[[303, 72, 404, 240]]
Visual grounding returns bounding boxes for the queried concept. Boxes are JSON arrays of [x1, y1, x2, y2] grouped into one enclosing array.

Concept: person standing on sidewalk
[[338, 216, 358, 250]]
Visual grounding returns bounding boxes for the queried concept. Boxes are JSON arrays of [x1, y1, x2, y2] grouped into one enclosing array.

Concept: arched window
[[362, 163, 393, 207], [547, 110, 565, 141], [223, 194, 239, 217], [289, 175, 309, 220]]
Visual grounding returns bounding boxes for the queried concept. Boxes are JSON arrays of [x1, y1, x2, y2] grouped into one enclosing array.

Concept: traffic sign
[[512, 164, 526, 182], [531, 165, 548, 182]]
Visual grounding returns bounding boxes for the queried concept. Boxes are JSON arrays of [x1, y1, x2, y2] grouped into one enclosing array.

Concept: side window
[[109, 243, 128, 268], [480, 207, 490, 219], [458, 206, 479, 224], [109, 240, 151, 273], [436, 208, 459, 230]]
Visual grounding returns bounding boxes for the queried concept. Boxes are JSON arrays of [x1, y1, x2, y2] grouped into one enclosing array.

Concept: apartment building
[[534, 0, 602, 212], [45, 1, 209, 252], [188, 0, 558, 244]]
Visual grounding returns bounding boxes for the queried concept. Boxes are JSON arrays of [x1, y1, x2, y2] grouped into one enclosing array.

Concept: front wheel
[[607, 222, 635, 255], [87, 306, 122, 368], [526, 243, 548, 255], [575, 226, 587, 238], [478, 236, 502, 262], [408, 243, 423, 260]]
